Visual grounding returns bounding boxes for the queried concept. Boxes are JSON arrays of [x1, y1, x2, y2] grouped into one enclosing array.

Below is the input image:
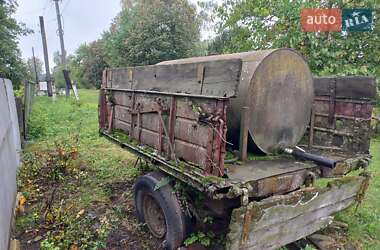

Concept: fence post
[[15, 97, 25, 146], [23, 80, 33, 139]]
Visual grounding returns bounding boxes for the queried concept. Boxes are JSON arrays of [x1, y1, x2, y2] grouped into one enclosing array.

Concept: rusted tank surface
[[158, 49, 314, 153]]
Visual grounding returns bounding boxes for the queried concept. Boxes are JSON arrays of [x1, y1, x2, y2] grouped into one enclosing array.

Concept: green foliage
[[28, 108, 48, 139], [69, 41, 108, 89], [40, 212, 114, 250], [25, 56, 43, 82], [18, 135, 80, 186], [211, 0, 379, 78], [52, 64, 66, 89], [102, 0, 202, 67], [207, 30, 233, 55], [184, 231, 214, 247], [27, 94, 93, 140], [14, 83, 24, 99], [0, 0, 31, 88]]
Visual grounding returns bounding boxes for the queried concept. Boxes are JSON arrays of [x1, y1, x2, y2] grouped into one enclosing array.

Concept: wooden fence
[[15, 80, 35, 146]]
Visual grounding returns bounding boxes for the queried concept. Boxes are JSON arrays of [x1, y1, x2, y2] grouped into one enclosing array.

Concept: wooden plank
[[15, 97, 25, 144], [226, 176, 365, 250], [314, 76, 376, 100], [112, 91, 133, 107], [99, 72, 108, 130], [110, 90, 226, 171], [114, 105, 132, 123], [111, 68, 133, 89], [314, 98, 373, 119], [114, 119, 131, 134], [108, 59, 241, 97], [174, 139, 208, 166], [114, 103, 209, 147], [176, 98, 218, 120], [174, 117, 210, 148]]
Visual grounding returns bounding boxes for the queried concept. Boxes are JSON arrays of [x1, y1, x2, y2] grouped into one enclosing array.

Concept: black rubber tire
[[134, 171, 189, 250]]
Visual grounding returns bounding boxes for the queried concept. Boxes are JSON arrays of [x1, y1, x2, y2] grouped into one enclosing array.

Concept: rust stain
[[241, 207, 253, 245], [103, 86, 228, 175]]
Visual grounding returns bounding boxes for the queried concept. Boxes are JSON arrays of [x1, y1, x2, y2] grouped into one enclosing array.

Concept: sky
[[14, 0, 121, 68]]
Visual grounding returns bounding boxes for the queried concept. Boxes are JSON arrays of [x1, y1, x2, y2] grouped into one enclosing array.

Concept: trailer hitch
[[284, 147, 337, 169]]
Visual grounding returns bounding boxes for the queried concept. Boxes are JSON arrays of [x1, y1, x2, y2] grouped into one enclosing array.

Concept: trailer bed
[[99, 66, 375, 250]]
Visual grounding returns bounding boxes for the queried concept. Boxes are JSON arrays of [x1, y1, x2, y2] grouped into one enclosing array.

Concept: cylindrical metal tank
[[159, 48, 314, 154]]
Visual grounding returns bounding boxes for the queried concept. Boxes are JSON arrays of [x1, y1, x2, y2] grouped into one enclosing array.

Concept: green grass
[[26, 90, 139, 206], [16, 90, 145, 249], [334, 139, 380, 249], [27, 90, 137, 183], [16, 90, 380, 249]]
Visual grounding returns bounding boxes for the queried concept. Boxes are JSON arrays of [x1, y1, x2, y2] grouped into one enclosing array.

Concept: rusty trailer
[[98, 49, 376, 249]]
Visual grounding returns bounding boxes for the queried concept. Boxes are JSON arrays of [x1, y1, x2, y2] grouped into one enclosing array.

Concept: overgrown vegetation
[[184, 231, 214, 247], [0, 0, 31, 88], [102, 0, 202, 67], [16, 90, 160, 249], [209, 0, 379, 80]]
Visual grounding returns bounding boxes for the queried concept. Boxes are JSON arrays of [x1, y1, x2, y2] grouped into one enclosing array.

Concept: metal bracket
[[157, 110, 178, 166], [241, 187, 249, 206], [239, 106, 249, 162], [197, 64, 205, 94], [328, 78, 336, 127], [128, 68, 133, 89], [308, 105, 315, 149]]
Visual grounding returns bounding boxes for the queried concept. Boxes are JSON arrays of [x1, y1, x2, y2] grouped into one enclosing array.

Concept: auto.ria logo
[[301, 8, 373, 32], [342, 9, 372, 31]]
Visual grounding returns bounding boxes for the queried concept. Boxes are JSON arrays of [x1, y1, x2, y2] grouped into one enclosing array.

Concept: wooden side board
[[100, 86, 228, 176], [313, 76, 377, 100], [108, 59, 242, 98], [302, 76, 376, 154], [226, 176, 366, 250]]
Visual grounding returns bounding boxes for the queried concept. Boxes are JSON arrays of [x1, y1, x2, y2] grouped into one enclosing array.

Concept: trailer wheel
[[134, 172, 189, 249]]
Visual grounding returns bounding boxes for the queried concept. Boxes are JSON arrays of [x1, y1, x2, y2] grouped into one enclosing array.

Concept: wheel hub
[[142, 194, 166, 239]]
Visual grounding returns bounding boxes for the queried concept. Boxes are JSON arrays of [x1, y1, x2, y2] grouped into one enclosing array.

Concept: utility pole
[[53, 0, 70, 98], [31, 47, 39, 84], [39, 16, 53, 97]]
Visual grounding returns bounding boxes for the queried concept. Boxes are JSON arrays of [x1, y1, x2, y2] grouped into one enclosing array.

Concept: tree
[[51, 51, 69, 89], [0, 0, 31, 88], [207, 30, 233, 55], [103, 0, 202, 67], [211, 0, 379, 78], [25, 57, 43, 82], [70, 40, 109, 89]]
